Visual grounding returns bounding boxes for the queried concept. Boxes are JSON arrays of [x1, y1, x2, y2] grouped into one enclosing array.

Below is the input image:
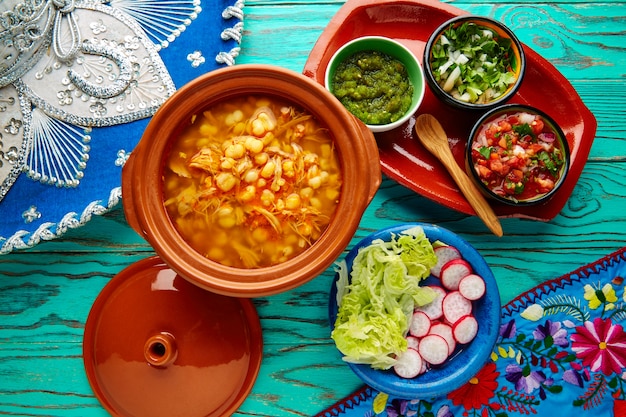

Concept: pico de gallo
[[469, 111, 567, 203]]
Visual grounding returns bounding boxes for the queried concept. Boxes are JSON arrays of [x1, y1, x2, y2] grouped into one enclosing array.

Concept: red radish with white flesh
[[415, 286, 446, 320], [406, 336, 420, 350], [409, 311, 431, 338], [428, 322, 456, 355], [440, 259, 472, 290], [453, 315, 479, 344], [394, 348, 424, 378], [458, 273, 486, 300], [442, 291, 473, 324], [418, 334, 450, 365], [431, 245, 462, 277], [390, 244, 489, 378]]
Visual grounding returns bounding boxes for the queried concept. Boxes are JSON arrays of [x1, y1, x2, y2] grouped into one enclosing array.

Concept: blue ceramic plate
[[329, 223, 501, 399]]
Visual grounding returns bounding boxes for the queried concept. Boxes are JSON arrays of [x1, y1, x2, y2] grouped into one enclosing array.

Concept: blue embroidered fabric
[[0, 0, 244, 253], [316, 247, 626, 417]]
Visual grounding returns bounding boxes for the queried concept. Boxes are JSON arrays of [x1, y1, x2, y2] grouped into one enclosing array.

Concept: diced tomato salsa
[[470, 111, 566, 202]]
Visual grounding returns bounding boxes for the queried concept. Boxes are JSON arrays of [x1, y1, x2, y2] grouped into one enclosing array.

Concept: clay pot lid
[[82, 256, 263, 416]]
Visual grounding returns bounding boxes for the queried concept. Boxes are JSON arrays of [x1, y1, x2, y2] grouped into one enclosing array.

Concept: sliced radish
[[394, 348, 424, 378], [431, 245, 462, 277], [409, 311, 431, 338], [442, 291, 473, 325], [440, 259, 472, 291], [453, 315, 479, 344], [419, 334, 450, 365], [428, 322, 456, 355], [414, 286, 446, 320], [458, 273, 486, 301], [406, 335, 420, 350]]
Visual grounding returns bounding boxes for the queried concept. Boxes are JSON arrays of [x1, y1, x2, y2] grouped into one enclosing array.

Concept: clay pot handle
[[356, 118, 382, 204], [121, 152, 143, 235]]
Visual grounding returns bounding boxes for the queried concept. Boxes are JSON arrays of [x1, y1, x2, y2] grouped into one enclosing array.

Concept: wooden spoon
[[414, 114, 503, 237]]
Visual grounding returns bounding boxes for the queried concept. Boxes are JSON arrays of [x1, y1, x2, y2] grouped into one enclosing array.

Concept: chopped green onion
[[430, 21, 518, 104]]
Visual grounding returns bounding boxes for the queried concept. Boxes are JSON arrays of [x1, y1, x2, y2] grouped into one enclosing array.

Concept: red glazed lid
[[82, 256, 263, 416], [122, 64, 381, 297]]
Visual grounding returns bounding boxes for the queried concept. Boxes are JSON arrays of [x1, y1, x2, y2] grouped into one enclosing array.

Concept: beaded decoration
[[0, 0, 245, 253]]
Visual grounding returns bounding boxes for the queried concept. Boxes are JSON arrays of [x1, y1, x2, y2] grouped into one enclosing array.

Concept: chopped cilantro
[[478, 146, 492, 159]]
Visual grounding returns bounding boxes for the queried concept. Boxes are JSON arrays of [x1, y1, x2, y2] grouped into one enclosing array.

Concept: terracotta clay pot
[[122, 64, 381, 297]]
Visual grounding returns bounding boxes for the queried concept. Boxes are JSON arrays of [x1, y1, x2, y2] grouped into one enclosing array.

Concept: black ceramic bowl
[[466, 104, 570, 206], [424, 15, 525, 111]]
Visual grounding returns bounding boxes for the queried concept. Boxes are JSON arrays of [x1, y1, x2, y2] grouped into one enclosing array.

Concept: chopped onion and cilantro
[[331, 226, 438, 370], [430, 21, 518, 104]]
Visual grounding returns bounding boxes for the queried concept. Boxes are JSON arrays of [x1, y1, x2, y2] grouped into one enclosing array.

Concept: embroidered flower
[[504, 363, 554, 396], [500, 319, 516, 339], [385, 398, 408, 417], [571, 317, 626, 375], [521, 303, 544, 321], [89, 101, 108, 117], [22, 205, 41, 223], [57, 89, 73, 106], [90, 19, 107, 35], [447, 362, 500, 410], [533, 320, 569, 347], [615, 400, 626, 417], [187, 50, 206, 67], [583, 283, 617, 310], [5, 117, 22, 135], [435, 405, 453, 417], [115, 149, 130, 167]]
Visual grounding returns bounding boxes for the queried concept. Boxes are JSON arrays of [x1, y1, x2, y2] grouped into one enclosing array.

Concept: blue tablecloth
[[0, 0, 244, 253], [317, 247, 626, 417]]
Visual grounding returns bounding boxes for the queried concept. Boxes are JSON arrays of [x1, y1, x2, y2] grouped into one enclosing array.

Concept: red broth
[[470, 111, 566, 203], [163, 95, 342, 268]]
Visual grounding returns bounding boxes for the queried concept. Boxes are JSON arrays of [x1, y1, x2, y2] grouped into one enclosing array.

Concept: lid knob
[[144, 332, 177, 368]]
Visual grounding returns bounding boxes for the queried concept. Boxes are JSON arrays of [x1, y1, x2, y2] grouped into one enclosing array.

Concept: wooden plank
[[240, 1, 626, 81], [0, 1, 624, 416]]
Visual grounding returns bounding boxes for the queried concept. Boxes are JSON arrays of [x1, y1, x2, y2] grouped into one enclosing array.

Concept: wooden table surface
[[1, 0, 625, 416]]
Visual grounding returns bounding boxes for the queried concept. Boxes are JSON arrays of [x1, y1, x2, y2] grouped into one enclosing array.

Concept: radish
[[394, 348, 424, 378], [440, 259, 472, 290], [418, 334, 450, 365], [442, 291, 473, 324], [458, 273, 486, 300], [431, 245, 462, 277], [453, 315, 479, 344], [406, 335, 420, 350], [428, 322, 456, 355], [415, 286, 446, 320], [392, 246, 489, 379], [409, 311, 431, 338]]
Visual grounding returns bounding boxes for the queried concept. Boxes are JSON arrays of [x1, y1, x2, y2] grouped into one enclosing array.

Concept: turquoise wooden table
[[1, 0, 625, 416]]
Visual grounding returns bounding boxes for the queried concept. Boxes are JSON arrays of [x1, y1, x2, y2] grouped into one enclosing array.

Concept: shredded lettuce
[[331, 226, 438, 369]]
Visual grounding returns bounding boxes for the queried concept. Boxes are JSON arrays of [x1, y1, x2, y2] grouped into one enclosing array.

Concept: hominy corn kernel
[[216, 172, 237, 192], [244, 168, 259, 183], [225, 142, 246, 159], [285, 193, 301, 210], [163, 96, 342, 268], [261, 160, 276, 178], [245, 136, 264, 154]]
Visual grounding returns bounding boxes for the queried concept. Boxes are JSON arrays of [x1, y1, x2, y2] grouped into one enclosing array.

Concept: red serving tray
[[303, 0, 597, 221]]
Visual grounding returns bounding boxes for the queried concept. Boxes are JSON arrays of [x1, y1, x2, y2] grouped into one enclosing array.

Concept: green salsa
[[331, 50, 413, 125]]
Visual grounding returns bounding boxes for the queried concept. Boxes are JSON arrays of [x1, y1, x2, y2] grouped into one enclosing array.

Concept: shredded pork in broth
[[163, 95, 342, 269]]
